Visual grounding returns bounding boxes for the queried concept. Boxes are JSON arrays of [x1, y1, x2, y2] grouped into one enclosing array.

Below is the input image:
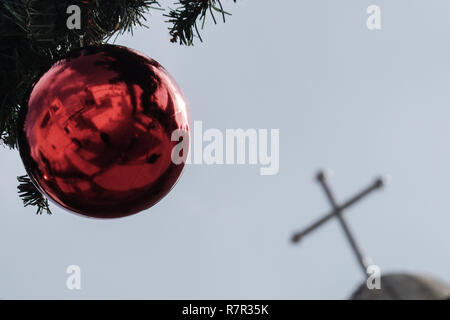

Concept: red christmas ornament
[[18, 45, 190, 218]]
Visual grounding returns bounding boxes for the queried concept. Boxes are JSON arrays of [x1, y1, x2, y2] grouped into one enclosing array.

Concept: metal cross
[[291, 170, 388, 276]]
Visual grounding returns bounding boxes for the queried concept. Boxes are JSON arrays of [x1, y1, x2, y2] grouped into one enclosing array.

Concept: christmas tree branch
[[17, 175, 52, 215], [166, 0, 236, 45]]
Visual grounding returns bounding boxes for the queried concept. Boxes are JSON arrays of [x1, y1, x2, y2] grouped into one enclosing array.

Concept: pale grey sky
[[1, 0, 450, 299]]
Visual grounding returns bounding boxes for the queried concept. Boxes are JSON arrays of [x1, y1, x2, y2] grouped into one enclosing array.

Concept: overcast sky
[[1, 0, 450, 299]]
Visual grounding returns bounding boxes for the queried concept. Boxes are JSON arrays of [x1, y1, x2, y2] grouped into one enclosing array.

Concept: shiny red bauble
[[17, 45, 190, 218]]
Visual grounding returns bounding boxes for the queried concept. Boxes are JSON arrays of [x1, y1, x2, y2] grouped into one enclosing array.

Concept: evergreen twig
[[165, 0, 236, 45], [17, 175, 52, 215]]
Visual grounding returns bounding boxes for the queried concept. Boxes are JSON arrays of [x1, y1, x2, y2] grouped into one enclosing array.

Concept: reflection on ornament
[[18, 45, 190, 219]]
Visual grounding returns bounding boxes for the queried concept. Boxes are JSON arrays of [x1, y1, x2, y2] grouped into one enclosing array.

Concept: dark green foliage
[[17, 175, 51, 215], [166, 0, 236, 45], [0, 0, 236, 214]]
